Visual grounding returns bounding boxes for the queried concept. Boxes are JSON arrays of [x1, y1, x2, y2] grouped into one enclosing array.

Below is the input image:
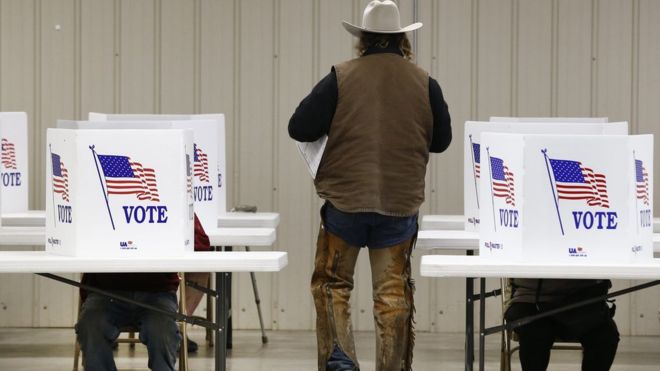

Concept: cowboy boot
[[311, 224, 361, 371], [369, 236, 416, 371]]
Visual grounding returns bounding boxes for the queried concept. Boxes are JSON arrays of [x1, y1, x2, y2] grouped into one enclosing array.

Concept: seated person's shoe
[[187, 337, 198, 353]]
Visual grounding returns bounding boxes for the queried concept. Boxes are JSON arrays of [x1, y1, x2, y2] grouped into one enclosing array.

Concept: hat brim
[[342, 21, 422, 38]]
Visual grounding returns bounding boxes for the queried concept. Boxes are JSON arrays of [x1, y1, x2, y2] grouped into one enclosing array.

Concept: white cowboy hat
[[342, 0, 422, 37]]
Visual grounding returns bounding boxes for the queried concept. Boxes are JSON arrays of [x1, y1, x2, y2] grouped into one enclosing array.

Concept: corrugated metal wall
[[1, 0, 659, 335]]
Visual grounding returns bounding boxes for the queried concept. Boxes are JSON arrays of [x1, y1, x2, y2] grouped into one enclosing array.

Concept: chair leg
[[73, 340, 80, 371], [128, 331, 136, 349], [206, 274, 214, 347], [246, 246, 268, 344], [179, 273, 188, 371]]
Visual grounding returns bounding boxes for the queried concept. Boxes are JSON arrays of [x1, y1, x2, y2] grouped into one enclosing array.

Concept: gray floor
[[0, 328, 659, 370]]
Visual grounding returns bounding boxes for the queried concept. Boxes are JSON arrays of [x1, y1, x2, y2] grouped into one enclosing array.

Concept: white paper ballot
[[296, 135, 327, 179]]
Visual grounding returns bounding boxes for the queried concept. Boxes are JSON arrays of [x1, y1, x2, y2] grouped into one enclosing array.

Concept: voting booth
[[89, 113, 227, 219], [0, 112, 29, 212], [61, 118, 219, 232], [464, 121, 628, 232], [45, 127, 194, 257], [490, 117, 609, 123], [478, 133, 653, 263]]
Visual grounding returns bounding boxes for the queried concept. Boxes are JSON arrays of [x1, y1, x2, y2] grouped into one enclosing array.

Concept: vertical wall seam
[[74, 0, 81, 119], [114, 0, 121, 112], [471, 0, 479, 120], [193, 0, 201, 113], [32, 0, 42, 326], [309, 0, 320, 329], [510, 0, 518, 116], [154, 0, 161, 113], [271, 0, 281, 329], [551, 0, 558, 116], [33, 0, 42, 212], [233, 0, 241, 203], [272, 0, 280, 212], [630, 0, 640, 134], [590, 0, 599, 116]]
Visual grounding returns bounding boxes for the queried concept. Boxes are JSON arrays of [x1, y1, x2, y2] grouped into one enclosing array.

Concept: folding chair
[[499, 278, 582, 371]]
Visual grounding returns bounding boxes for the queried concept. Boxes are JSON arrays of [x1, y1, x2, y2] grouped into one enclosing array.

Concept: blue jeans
[[322, 202, 418, 249], [75, 291, 181, 371]]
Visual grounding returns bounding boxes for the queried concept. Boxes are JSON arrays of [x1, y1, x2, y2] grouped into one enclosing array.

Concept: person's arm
[[288, 68, 338, 142], [428, 77, 452, 153]]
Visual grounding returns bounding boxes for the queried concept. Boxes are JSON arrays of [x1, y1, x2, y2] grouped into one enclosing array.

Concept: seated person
[[75, 214, 210, 371], [505, 278, 619, 371]]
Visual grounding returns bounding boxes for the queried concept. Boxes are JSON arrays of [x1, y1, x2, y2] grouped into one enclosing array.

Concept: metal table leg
[[479, 277, 486, 371], [215, 272, 228, 371], [466, 276, 474, 371], [465, 249, 474, 371]]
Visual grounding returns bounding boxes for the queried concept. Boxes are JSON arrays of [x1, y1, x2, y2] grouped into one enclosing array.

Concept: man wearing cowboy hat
[[289, 1, 451, 370]]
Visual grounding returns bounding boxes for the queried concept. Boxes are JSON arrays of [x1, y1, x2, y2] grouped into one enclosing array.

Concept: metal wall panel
[[556, 0, 593, 116], [1, 0, 660, 334], [274, 0, 316, 330], [80, 0, 116, 116], [160, 0, 195, 114], [631, 0, 660, 336], [233, 0, 276, 330], [0, 0, 38, 327], [119, 0, 156, 113], [35, 0, 77, 327], [517, 0, 553, 116]]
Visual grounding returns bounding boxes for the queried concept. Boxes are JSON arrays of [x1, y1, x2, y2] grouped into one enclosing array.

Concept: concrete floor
[[0, 328, 659, 370]]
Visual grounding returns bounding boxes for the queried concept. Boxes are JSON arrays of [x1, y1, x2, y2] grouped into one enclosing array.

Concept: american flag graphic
[[549, 158, 609, 208], [51, 153, 69, 202], [193, 144, 210, 183], [490, 156, 515, 206], [1, 138, 17, 169], [472, 142, 480, 179], [97, 154, 160, 202], [636, 159, 649, 206]]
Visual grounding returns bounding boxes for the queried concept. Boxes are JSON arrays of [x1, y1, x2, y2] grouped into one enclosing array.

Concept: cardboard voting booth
[[89, 113, 227, 219], [490, 117, 609, 123], [45, 127, 194, 257], [478, 133, 653, 263], [0, 112, 29, 212], [61, 118, 219, 232], [464, 121, 628, 232]]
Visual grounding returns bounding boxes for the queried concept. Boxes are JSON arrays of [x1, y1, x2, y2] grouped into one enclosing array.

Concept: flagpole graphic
[[468, 134, 480, 208], [49, 144, 57, 227], [542, 149, 565, 236], [90, 145, 116, 231], [486, 147, 497, 232]]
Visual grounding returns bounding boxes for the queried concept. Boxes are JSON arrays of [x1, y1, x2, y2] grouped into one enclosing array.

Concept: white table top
[[416, 229, 660, 253], [0, 250, 288, 273], [416, 230, 479, 250], [421, 255, 660, 280], [0, 227, 276, 247], [218, 212, 280, 228], [0, 227, 45, 245], [2, 210, 281, 229], [420, 214, 660, 233], [207, 227, 276, 246], [420, 214, 464, 231]]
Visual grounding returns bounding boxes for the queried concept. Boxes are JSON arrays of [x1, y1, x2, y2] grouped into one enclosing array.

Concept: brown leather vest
[[314, 53, 433, 216]]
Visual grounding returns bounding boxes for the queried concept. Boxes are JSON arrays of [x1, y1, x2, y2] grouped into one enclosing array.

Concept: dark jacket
[[509, 278, 610, 305], [288, 46, 451, 153], [289, 46, 452, 216]]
